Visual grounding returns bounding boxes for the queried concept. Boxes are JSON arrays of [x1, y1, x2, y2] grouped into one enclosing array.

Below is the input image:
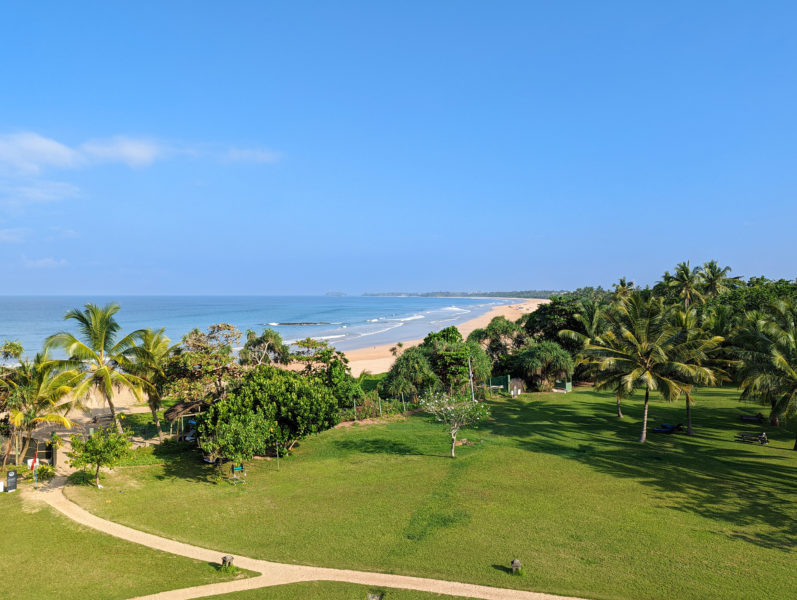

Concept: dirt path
[[29, 477, 589, 600]]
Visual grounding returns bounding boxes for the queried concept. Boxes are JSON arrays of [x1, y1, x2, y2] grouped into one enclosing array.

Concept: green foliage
[[500, 341, 574, 391], [519, 295, 584, 356], [422, 326, 463, 346], [420, 393, 490, 457], [239, 328, 290, 366], [35, 463, 56, 481], [199, 365, 339, 461], [1, 340, 24, 361], [292, 338, 364, 408], [159, 323, 242, 407], [68, 426, 132, 486]]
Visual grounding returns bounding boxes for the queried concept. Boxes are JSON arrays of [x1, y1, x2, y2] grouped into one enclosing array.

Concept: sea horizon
[[0, 295, 508, 358]]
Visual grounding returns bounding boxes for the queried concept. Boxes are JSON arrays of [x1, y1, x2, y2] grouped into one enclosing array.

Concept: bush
[[35, 464, 56, 481]]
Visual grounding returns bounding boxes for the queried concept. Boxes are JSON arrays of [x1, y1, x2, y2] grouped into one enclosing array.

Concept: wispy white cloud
[[0, 132, 82, 174], [81, 136, 168, 167], [47, 226, 80, 240], [225, 147, 280, 164], [0, 131, 280, 174], [0, 228, 29, 243], [23, 255, 68, 269], [0, 180, 81, 205]]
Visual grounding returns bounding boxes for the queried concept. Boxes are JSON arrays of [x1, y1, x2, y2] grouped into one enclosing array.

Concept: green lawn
[[0, 491, 246, 599], [66, 388, 796, 600], [205, 581, 475, 599]]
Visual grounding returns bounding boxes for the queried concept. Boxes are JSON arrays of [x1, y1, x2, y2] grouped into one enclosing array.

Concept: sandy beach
[[345, 299, 548, 376]]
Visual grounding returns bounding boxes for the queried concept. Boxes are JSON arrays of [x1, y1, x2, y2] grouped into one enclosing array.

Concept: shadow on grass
[[481, 393, 797, 552], [333, 437, 437, 457], [149, 441, 219, 484], [491, 564, 513, 574]]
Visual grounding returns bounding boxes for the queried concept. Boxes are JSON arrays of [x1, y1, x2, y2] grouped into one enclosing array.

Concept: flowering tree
[[421, 393, 490, 458]]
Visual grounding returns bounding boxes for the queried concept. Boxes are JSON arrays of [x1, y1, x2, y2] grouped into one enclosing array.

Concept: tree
[[467, 316, 523, 364], [2, 349, 77, 466], [159, 324, 242, 409], [129, 328, 176, 441], [1, 340, 24, 362], [421, 393, 490, 457], [68, 426, 132, 487], [46, 303, 150, 434], [702, 260, 741, 299], [668, 261, 705, 309], [380, 346, 438, 400], [583, 293, 701, 442], [667, 308, 726, 435], [612, 278, 635, 302], [505, 341, 574, 392], [736, 301, 797, 447], [199, 366, 339, 457], [239, 328, 290, 367], [198, 404, 275, 466]]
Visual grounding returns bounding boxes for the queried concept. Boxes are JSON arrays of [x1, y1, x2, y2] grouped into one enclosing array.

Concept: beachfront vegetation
[[68, 425, 132, 487], [46, 303, 151, 434], [65, 388, 796, 600]]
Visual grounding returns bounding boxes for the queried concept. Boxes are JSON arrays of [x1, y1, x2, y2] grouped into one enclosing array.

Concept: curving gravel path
[[31, 477, 589, 600]]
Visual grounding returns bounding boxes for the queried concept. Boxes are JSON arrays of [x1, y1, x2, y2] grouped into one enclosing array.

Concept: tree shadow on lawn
[[150, 442, 219, 484], [332, 437, 447, 458], [482, 396, 797, 552]]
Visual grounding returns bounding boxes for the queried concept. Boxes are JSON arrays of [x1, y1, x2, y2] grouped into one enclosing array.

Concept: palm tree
[[668, 308, 727, 435], [2, 350, 77, 464], [612, 277, 635, 301], [668, 261, 705, 309], [46, 303, 149, 434], [583, 293, 700, 442], [129, 328, 176, 441], [702, 260, 741, 299], [239, 328, 290, 366], [736, 301, 797, 447]]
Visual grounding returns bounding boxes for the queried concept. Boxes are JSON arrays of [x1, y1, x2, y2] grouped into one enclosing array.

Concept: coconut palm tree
[[583, 293, 702, 442], [128, 328, 176, 441], [612, 277, 635, 302], [702, 260, 741, 299], [46, 303, 149, 434], [668, 261, 705, 309], [2, 350, 77, 464], [668, 308, 727, 435], [736, 301, 797, 448]]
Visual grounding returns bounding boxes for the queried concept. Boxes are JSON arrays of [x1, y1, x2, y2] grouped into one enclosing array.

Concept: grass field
[[0, 492, 245, 599], [205, 581, 475, 599], [65, 388, 796, 600]]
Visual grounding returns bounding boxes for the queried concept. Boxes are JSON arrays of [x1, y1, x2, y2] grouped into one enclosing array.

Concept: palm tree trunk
[[2, 435, 12, 470], [639, 388, 650, 443], [151, 405, 164, 442], [19, 432, 33, 465], [106, 393, 123, 434], [769, 413, 780, 427], [616, 395, 623, 418], [685, 393, 694, 435]]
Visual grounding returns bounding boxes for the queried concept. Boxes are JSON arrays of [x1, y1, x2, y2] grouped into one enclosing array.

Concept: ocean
[[0, 296, 504, 358]]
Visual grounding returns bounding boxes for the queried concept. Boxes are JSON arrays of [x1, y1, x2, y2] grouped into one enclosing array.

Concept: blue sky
[[1, 1, 796, 294]]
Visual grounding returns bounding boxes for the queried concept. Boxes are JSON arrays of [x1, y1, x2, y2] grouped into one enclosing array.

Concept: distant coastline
[[362, 290, 568, 299]]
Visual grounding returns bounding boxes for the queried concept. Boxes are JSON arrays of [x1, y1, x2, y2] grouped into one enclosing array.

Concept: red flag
[[30, 449, 38, 470]]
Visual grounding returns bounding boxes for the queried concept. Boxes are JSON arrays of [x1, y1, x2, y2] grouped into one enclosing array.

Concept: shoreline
[[345, 298, 548, 376]]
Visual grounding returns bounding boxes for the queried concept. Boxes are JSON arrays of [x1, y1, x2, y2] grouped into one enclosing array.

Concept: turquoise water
[[0, 296, 503, 358]]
